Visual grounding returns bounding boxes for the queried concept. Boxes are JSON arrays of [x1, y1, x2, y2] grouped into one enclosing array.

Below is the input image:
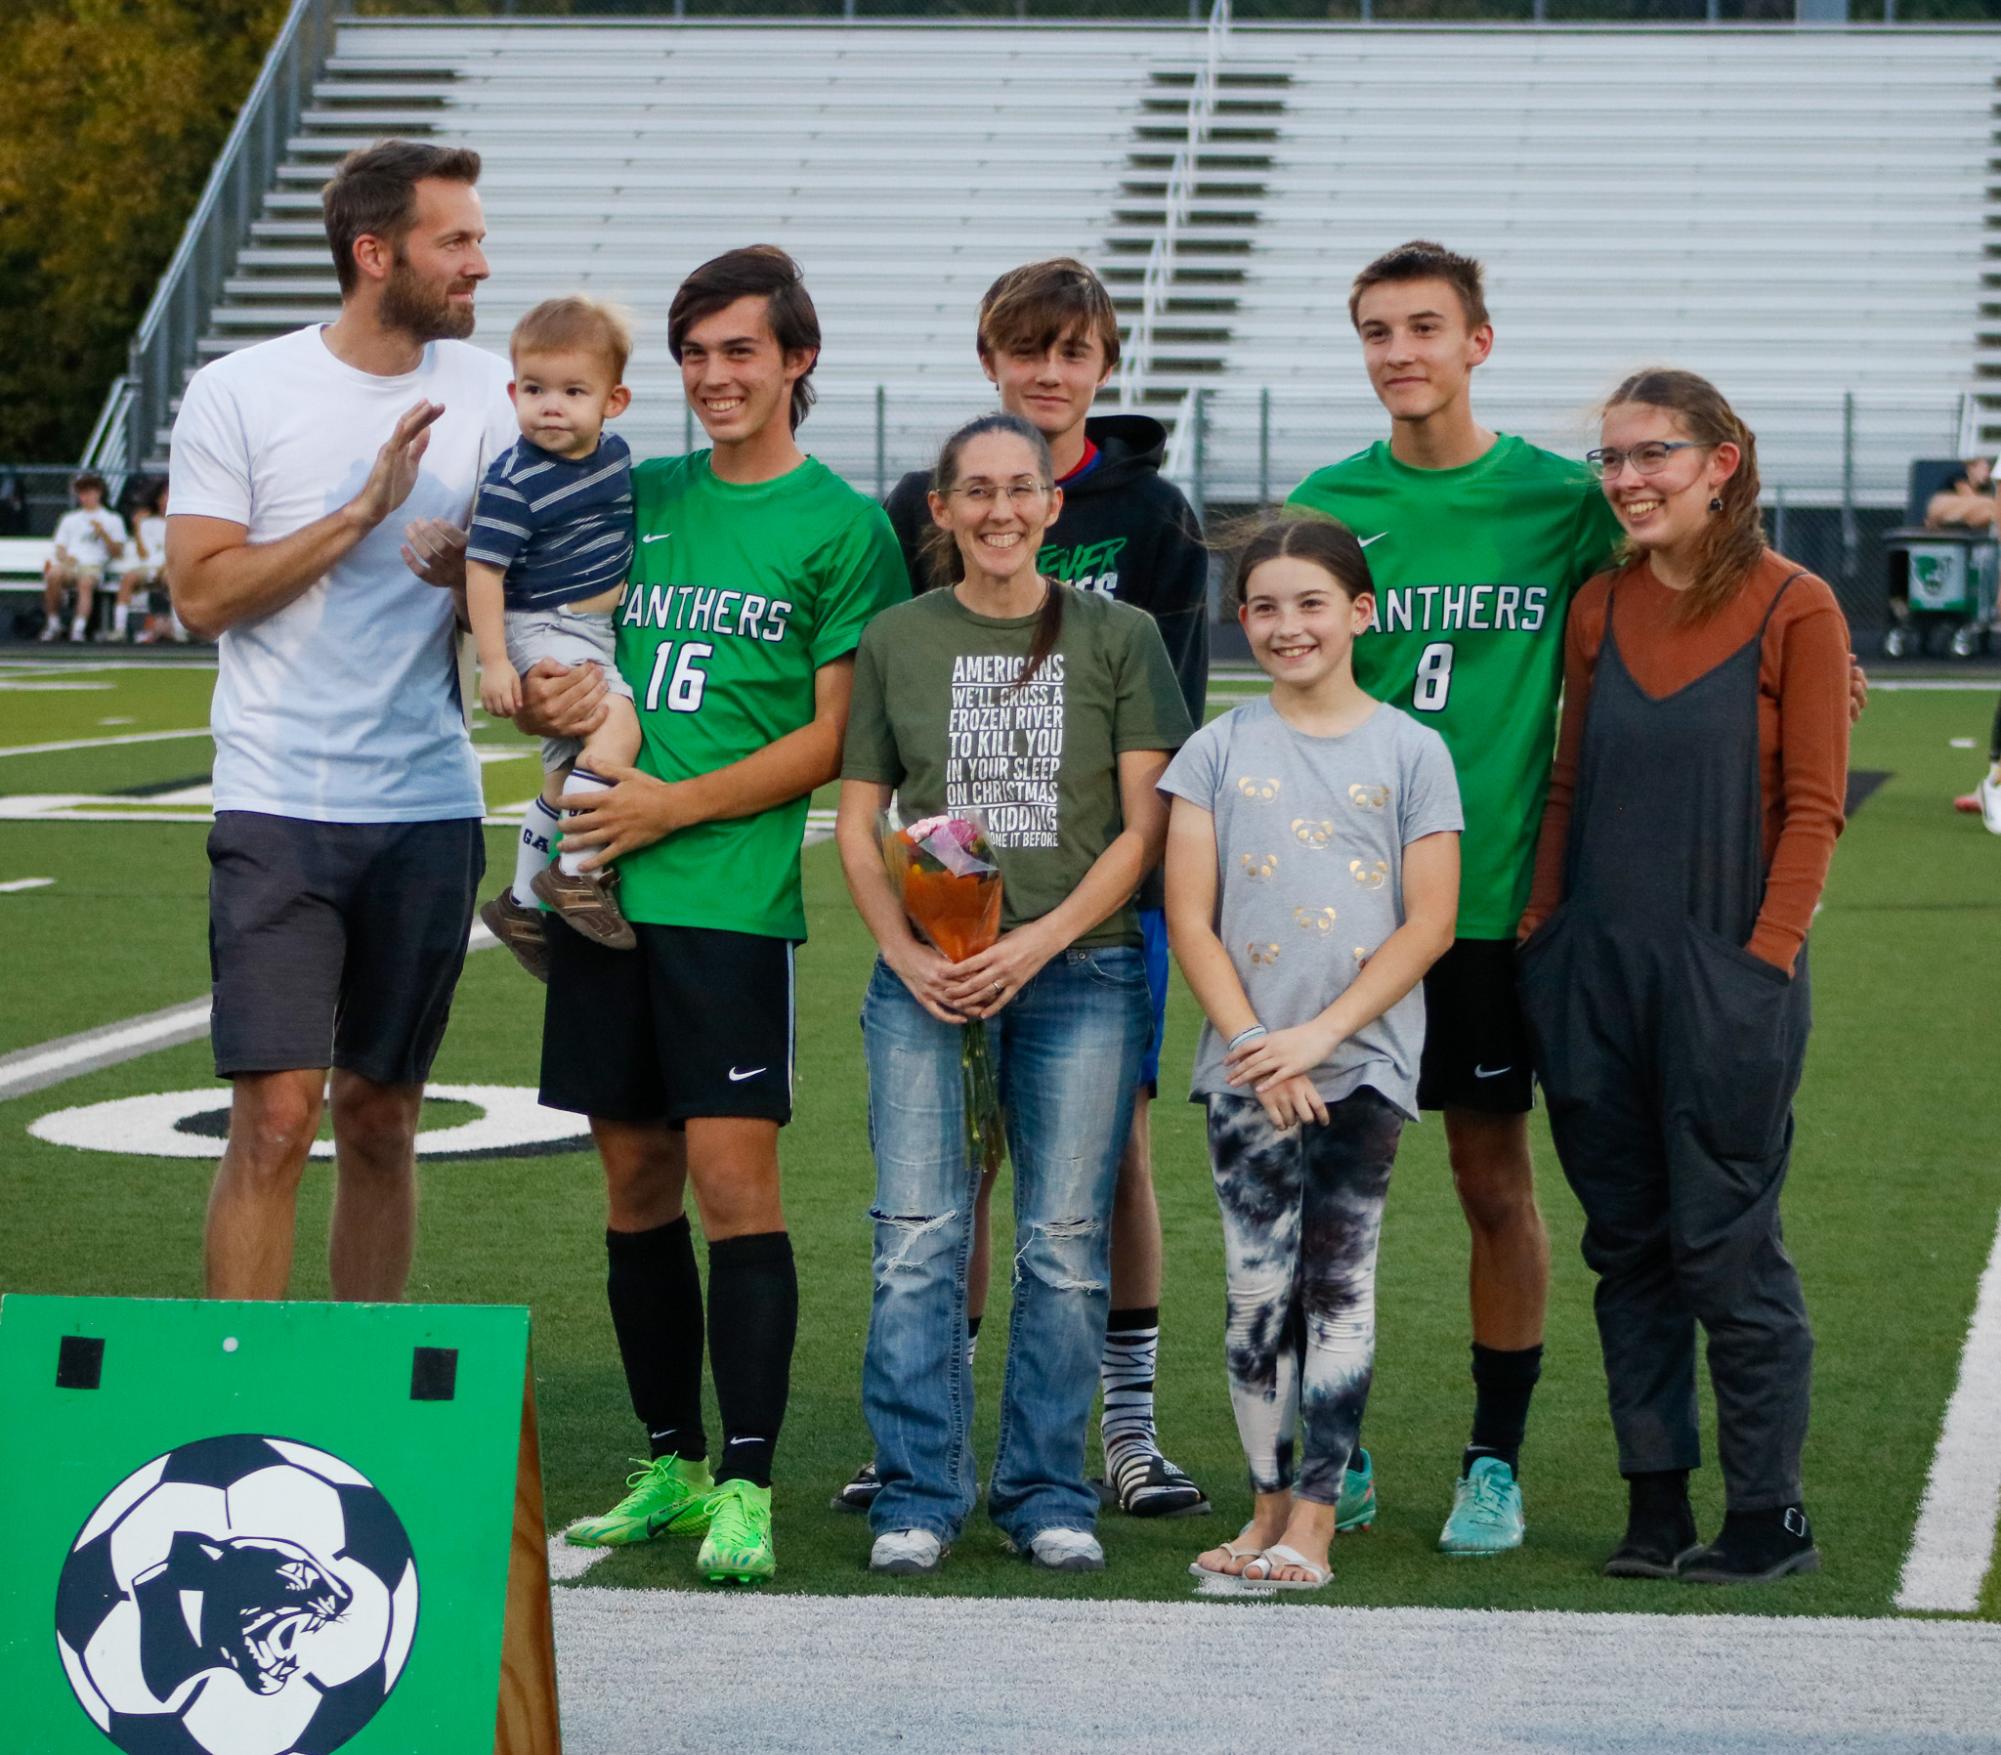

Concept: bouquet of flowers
[[880, 807, 1006, 1175]]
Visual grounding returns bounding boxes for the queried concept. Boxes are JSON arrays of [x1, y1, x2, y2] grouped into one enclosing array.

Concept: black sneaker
[[829, 1459, 881, 1514], [1602, 1471, 1701, 1579], [1680, 1504, 1821, 1585]]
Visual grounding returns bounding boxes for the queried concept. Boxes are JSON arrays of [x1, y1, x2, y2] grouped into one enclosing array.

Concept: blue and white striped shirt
[[467, 432, 635, 610]]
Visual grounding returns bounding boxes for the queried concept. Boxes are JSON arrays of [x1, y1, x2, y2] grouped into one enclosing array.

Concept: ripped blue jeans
[[860, 947, 1147, 1547]]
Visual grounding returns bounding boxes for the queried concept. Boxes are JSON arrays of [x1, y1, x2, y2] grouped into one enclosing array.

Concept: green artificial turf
[[1, 659, 1997, 1615]]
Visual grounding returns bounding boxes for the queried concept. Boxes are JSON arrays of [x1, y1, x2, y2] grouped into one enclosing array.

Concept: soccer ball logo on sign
[[54, 1435, 418, 1754]]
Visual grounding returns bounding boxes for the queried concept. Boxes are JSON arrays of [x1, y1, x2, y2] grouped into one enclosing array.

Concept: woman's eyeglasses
[[950, 481, 1051, 507], [1584, 441, 1709, 479]]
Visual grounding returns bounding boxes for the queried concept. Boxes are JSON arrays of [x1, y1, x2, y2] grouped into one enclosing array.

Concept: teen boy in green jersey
[[1289, 241, 1622, 1556], [830, 259, 1213, 1521], [537, 246, 907, 1584]]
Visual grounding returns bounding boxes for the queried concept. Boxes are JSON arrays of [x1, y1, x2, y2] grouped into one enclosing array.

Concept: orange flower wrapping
[[880, 810, 1007, 1175], [900, 859, 1002, 964]]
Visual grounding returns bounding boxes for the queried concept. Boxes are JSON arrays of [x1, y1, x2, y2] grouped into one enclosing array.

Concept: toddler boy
[[471, 296, 641, 977]]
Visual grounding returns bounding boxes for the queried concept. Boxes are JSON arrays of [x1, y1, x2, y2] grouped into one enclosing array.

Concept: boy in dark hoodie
[[834, 258, 1213, 1520]]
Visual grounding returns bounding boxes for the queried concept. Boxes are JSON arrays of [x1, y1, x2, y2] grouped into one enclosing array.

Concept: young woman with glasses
[[835, 411, 1192, 1578], [1515, 368, 1851, 1586]]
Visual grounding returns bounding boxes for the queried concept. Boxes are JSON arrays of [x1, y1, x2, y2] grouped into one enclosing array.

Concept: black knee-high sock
[[707, 1231, 797, 1488], [1465, 1341, 1543, 1476], [605, 1218, 706, 1462]]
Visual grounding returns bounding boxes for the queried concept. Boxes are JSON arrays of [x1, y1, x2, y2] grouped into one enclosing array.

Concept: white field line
[[0, 679, 113, 691], [551, 1590, 2001, 1755], [0, 876, 53, 893], [547, 1537, 612, 1584], [0, 726, 211, 759], [0, 658, 217, 673], [0, 800, 214, 823], [1866, 679, 2001, 692], [1897, 1203, 2001, 1613], [0, 923, 500, 1104], [0, 1001, 213, 1103]]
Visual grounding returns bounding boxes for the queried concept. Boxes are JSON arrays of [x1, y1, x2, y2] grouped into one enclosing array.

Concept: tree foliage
[[0, 0, 287, 462]]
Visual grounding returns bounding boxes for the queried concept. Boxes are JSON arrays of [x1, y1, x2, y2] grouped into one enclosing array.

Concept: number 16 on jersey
[[644, 641, 714, 713]]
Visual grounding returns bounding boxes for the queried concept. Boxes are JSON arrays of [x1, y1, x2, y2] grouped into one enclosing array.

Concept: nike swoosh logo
[[728, 1066, 767, 1082], [1359, 532, 1389, 548], [1473, 1064, 1512, 1079], [642, 532, 671, 543]]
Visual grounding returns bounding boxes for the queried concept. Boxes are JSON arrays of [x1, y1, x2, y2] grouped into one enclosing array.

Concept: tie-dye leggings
[[1206, 1085, 1403, 1505]]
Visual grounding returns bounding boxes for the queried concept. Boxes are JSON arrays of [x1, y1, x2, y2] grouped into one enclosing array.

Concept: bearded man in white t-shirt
[[168, 140, 521, 1300]]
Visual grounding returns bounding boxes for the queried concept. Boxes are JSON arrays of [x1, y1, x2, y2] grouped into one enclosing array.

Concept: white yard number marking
[[1413, 641, 1454, 713], [645, 641, 715, 714]]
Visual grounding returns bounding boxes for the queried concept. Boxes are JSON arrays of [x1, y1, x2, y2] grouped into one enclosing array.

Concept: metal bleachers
[[1202, 27, 1997, 502], [138, 17, 2001, 511]]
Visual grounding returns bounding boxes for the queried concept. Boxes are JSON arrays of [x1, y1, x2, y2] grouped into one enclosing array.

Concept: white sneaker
[[1981, 772, 2001, 837], [1023, 1526, 1105, 1573], [869, 1528, 945, 1577]]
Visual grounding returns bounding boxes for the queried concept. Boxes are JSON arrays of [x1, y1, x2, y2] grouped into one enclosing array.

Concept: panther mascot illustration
[[132, 1531, 353, 1701]]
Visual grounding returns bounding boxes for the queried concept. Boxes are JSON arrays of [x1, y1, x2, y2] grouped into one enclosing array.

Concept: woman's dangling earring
[[1708, 496, 1724, 513]]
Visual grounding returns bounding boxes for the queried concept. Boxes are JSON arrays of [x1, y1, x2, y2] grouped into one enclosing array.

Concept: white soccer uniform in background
[[51, 507, 127, 573]]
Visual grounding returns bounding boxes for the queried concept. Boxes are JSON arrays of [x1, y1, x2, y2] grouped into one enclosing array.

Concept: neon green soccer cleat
[[1438, 1455, 1526, 1556], [564, 1455, 715, 1548], [697, 1478, 777, 1585], [1336, 1446, 1377, 1533]]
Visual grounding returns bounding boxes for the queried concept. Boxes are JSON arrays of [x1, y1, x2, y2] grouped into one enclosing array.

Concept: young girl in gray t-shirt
[[1161, 512, 1461, 1592]]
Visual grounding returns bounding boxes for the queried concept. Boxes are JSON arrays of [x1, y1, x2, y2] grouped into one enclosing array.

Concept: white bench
[[0, 537, 52, 585]]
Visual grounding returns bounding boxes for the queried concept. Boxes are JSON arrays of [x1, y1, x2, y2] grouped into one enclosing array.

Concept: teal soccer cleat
[[1438, 1455, 1525, 1555], [1336, 1446, 1377, 1533]]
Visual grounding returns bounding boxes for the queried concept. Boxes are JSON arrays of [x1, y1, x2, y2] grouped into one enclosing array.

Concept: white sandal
[[1187, 1524, 1265, 1580], [1241, 1542, 1332, 1591]]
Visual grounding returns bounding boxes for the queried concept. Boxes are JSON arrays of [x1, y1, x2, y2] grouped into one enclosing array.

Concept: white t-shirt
[[53, 508, 128, 571], [133, 515, 168, 569], [170, 325, 516, 823]]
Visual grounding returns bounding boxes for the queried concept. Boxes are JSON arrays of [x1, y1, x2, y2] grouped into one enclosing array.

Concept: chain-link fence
[[648, 380, 1960, 638], [3, 376, 1972, 644], [0, 466, 167, 542]]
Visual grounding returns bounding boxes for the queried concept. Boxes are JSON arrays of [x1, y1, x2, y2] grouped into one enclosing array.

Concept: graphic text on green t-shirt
[[1288, 434, 1622, 938], [613, 450, 908, 939], [940, 649, 1069, 847]]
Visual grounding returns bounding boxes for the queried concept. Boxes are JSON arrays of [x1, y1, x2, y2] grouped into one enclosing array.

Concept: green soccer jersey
[[614, 451, 908, 938], [1288, 434, 1622, 939]]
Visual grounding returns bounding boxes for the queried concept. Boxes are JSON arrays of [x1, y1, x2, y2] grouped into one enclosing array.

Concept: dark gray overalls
[[1519, 578, 1814, 1512]]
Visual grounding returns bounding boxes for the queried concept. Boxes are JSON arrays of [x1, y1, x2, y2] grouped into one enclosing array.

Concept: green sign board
[[0, 1296, 556, 1755]]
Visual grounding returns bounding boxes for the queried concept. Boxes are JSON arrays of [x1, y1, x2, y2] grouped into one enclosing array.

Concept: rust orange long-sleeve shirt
[[1524, 549, 1851, 973]]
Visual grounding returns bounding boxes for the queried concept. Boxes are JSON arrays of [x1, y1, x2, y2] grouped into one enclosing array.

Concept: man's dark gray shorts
[[207, 811, 485, 1085]]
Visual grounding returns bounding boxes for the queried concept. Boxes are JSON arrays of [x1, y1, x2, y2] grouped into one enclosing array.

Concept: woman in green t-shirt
[[836, 413, 1192, 1578]]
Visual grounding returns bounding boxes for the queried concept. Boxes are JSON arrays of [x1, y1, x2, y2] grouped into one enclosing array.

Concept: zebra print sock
[[1100, 1306, 1161, 1469]]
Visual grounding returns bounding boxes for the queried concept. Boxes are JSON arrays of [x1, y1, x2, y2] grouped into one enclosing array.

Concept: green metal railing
[[82, 0, 348, 478]]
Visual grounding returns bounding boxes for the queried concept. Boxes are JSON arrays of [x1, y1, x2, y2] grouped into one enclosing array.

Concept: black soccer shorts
[[539, 921, 796, 1127], [1415, 936, 1536, 1116]]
